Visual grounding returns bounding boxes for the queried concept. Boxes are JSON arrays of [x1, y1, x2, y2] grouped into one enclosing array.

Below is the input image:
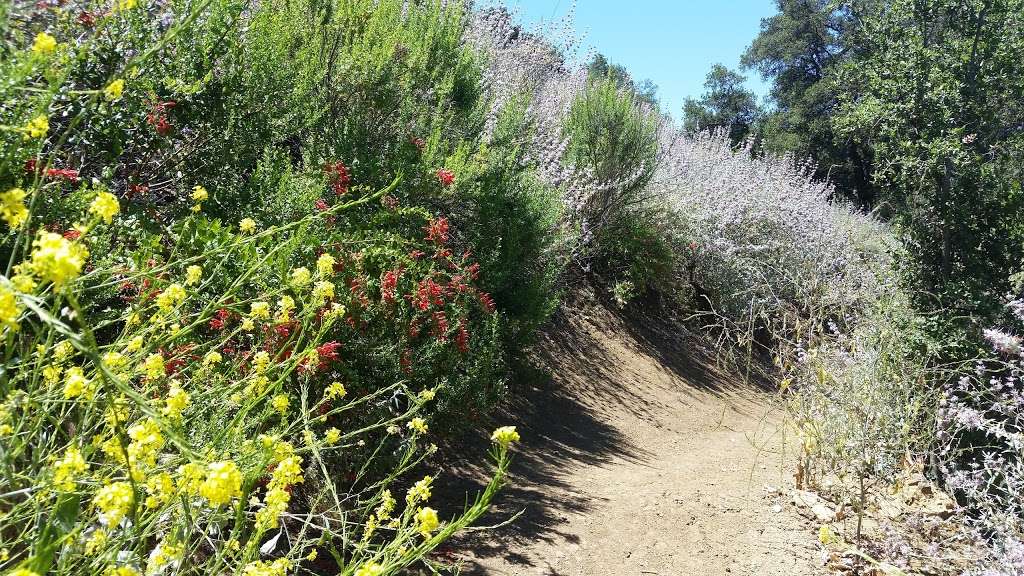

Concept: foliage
[[833, 0, 1024, 320], [682, 64, 761, 146], [741, 0, 874, 207]]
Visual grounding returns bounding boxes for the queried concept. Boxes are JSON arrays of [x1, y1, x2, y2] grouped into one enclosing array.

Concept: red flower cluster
[[381, 269, 400, 304], [455, 320, 470, 353], [209, 308, 233, 331], [478, 292, 496, 314], [436, 168, 455, 188], [411, 136, 426, 151], [147, 101, 176, 136], [25, 159, 80, 183], [324, 162, 351, 196], [77, 10, 96, 27], [424, 217, 449, 245]]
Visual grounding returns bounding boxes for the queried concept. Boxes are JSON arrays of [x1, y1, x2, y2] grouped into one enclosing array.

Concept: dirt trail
[[441, 302, 823, 575]]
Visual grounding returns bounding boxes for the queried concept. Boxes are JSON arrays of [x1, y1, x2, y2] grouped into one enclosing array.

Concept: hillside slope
[[439, 298, 822, 575]]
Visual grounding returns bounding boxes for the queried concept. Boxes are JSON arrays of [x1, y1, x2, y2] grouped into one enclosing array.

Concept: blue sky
[[503, 0, 777, 117]]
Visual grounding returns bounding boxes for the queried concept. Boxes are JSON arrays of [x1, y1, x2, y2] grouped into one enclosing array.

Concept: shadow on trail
[[433, 296, 771, 574]]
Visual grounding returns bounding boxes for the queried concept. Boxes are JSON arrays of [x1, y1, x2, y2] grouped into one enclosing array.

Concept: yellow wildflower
[[155, 283, 186, 311], [126, 418, 164, 467], [23, 115, 49, 140], [276, 295, 294, 321], [144, 472, 174, 509], [102, 350, 127, 371], [177, 462, 204, 495], [406, 475, 432, 504], [148, 541, 182, 572], [375, 489, 395, 520], [115, 0, 137, 10], [203, 351, 222, 366], [104, 567, 139, 576], [419, 387, 437, 401], [312, 280, 334, 303], [416, 506, 439, 536], [32, 32, 57, 53], [271, 394, 289, 415], [30, 231, 88, 287], [84, 528, 107, 555], [125, 335, 144, 352], [190, 185, 208, 202], [253, 351, 271, 373], [239, 218, 256, 234], [240, 559, 291, 576], [316, 253, 335, 277], [1, 187, 29, 228], [89, 191, 120, 223], [491, 425, 520, 448], [12, 272, 36, 293], [354, 563, 383, 576], [163, 384, 189, 419], [142, 353, 164, 379], [93, 481, 134, 526], [407, 417, 428, 434], [241, 317, 255, 331], [324, 427, 341, 445], [250, 301, 270, 320], [52, 446, 88, 491], [10, 569, 42, 576], [103, 79, 125, 101], [63, 366, 96, 400], [199, 460, 243, 507], [325, 380, 346, 400], [0, 282, 21, 331], [184, 265, 202, 286], [289, 267, 311, 288]]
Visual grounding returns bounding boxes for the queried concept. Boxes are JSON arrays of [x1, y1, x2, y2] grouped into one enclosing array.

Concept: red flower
[[408, 250, 425, 260], [45, 168, 80, 183], [62, 229, 82, 240], [317, 341, 342, 363], [455, 321, 470, 353], [400, 349, 413, 374], [77, 10, 96, 26], [436, 168, 455, 188], [315, 198, 329, 212], [381, 269, 400, 304], [146, 101, 176, 136], [431, 311, 449, 342], [324, 162, 352, 196], [424, 217, 449, 245], [128, 183, 149, 198], [24, 158, 38, 175], [411, 136, 426, 150], [478, 292, 496, 314]]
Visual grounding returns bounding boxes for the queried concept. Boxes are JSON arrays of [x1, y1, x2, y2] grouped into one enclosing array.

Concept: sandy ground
[[437, 302, 823, 575]]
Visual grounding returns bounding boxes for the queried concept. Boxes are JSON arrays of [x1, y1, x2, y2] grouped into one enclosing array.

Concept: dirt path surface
[[441, 303, 822, 575]]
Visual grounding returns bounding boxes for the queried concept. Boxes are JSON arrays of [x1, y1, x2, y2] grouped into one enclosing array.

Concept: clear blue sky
[[504, 0, 777, 117]]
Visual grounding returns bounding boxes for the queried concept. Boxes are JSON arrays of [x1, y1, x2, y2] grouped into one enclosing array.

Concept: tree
[[587, 53, 659, 109], [741, 0, 874, 206], [682, 64, 760, 146], [834, 0, 1024, 313]]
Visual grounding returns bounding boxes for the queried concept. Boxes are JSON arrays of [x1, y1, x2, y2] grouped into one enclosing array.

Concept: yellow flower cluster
[[52, 447, 88, 492], [239, 218, 256, 234], [324, 427, 341, 445], [250, 301, 270, 320], [32, 32, 57, 54], [326, 380, 346, 400], [93, 481, 134, 526], [144, 472, 175, 509], [185, 265, 203, 286], [354, 562, 384, 576], [104, 79, 125, 102], [289, 267, 311, 288], [406, 475, 432, 505], [30, 231, 89, 288], [255, 451, 304, 530], [22, 115, 49, 140], [1, 187, 29, 228], [316, 253, 335, 277], [271, 394, 289, 415], [89, 191, 121, 223], [312, 280, 334, 304], [198, 460, 243, 507], [63, 366, 96, 400], [240, 558, 291, 576], [0, 282, 19, 332], [407, 417, 428, 434], [415, 506, 439, 536], [126, 418, 165, 468], [156, 283, 186, 311], [190, 185, 208, 212], [142, 353, 164, 380], [491, 425, 520, 448]]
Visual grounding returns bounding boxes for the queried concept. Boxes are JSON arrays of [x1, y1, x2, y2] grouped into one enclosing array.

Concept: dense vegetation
[[1, 0, 1021, 575]]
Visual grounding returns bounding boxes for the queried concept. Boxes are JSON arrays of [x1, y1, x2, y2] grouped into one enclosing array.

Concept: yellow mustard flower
[[250, 301, 270, 320], [190, 185, 208, 202], [0, 282, 21, 331], [53, 446, 88, 491], [103, 79, 125, 101], [163, 384, 189, 419], [316, 253, 335, 277], [1, 187, 29, 228], [155, 283, 186, 312], [22, 115, 49, 139], [84, 528, 107, 555], [312, 280, 334, 304], [93, 481, 134, 526], [30, 231, 88, 288], [104, 567, 139, 576], [325, 380, 346, 400], [491, 425, 520, 448], [144, 472, 174, 509], [354, 563, 383, 576], [406, 475, 432, 504], [203, 351, 222, 366], [324, 427, 341, 445], [126, 418, 164, 468], [407, 417, 428, 434], [63, 366, 96, 400], [184, 265, 202, 286], [289, 267, 311, 288], [199, 460, 243, 507], [416, 506, 439, 536], [142, 353, 164, 379], [32, 32, 57, 53], [239, 218, 256, 234], [89, 191, 120, 223], [271, 394, 289, 415]]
